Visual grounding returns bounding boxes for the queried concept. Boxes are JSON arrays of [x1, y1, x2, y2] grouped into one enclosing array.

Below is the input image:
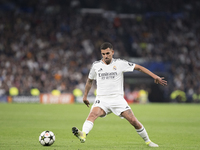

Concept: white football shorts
[[91, 94, 131, 118]]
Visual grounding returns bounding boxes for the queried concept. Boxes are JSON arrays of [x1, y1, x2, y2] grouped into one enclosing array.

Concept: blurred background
[[0, 0, 199, 103]]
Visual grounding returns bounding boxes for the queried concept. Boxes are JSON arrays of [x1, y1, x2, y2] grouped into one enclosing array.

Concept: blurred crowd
[[0, 0, 200, 102]]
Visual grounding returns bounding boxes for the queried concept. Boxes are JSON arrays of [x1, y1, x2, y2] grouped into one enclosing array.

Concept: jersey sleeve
[[120, 59, 135, 72], [88, 63, 96, 80]]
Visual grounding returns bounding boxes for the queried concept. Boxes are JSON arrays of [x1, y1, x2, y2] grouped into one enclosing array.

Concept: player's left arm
[[134, 64, 167, 86]]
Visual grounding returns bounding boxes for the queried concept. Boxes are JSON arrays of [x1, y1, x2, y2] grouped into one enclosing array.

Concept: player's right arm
[[83, 78, 93, 107]]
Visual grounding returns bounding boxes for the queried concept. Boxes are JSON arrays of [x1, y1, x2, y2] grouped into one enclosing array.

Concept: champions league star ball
[[39, 131, 55, 146]]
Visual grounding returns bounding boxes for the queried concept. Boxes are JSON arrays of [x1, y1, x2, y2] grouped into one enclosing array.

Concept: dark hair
[[100, 42, 113, 50]]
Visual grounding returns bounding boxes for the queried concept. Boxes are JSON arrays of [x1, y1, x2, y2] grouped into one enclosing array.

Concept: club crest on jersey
[[113, 66, 117, 70]]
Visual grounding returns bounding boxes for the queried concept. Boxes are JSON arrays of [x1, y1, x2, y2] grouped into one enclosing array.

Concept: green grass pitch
[[0, 103, 199, 150]]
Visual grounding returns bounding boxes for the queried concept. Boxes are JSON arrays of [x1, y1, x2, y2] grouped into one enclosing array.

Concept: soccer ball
[[39, 130, 55, 146]]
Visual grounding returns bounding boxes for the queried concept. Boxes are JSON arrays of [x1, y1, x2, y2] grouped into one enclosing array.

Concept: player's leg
[[121, 109, 159, 147], [72, 107, 106, 143], [82, 106, 106, 134]]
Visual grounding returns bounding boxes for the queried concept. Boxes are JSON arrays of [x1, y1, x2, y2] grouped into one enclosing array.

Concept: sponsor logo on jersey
[[98, 72, 117, 80]]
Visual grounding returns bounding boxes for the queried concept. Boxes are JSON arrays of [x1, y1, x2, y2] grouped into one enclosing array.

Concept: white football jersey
[[88, 58, 135, 96]]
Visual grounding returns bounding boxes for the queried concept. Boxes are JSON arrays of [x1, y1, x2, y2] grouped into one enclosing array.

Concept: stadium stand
[[0, 0, 199, 102]]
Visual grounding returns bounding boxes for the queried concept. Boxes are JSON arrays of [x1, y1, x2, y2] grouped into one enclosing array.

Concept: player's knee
[[87, 111, 99, 121]]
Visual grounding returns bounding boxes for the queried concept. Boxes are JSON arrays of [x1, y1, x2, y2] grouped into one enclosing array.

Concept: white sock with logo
[[82, 120, 94, 135], [136, 125, 151, 143]]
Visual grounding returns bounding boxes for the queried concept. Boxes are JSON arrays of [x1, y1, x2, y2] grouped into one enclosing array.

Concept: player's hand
[[154, 77, 167, 86], [83, 99, 90, 107]]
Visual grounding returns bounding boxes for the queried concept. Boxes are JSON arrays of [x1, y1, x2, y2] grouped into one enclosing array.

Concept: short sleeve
[[88, 64, 96, 80], [120, 60, 135, 72]]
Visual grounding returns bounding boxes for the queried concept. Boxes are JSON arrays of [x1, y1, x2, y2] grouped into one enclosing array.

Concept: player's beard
[[104, 58, 111, 64]]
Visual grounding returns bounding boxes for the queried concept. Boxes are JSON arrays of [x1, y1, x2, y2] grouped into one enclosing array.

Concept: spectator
[[0, 0, 199, 103]]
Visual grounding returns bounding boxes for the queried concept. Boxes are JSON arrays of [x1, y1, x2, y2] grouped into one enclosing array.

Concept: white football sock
[[136, 125, 151, 143], [82, 120, 94, 135]]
